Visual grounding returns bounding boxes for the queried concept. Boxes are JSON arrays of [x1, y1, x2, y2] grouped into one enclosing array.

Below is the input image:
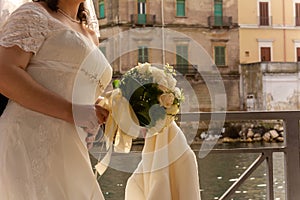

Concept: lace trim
[[0, 3, 49, 54]]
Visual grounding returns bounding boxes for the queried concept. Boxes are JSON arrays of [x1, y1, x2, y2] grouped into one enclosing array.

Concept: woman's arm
[[0, 45, 74, 123]]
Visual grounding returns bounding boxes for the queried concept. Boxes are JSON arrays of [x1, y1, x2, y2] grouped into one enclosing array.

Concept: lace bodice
[[0, 2, 112, 103]]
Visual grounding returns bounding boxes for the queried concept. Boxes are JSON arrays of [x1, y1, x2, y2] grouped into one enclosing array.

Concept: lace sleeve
[[0, 3, 49, 54]]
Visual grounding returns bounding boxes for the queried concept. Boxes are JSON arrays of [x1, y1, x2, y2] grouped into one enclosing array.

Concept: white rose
[[137, 62, 152, 75], [152, 68, 168, 87], [174, 87, 182, 99], [166, 74, 177, 90]]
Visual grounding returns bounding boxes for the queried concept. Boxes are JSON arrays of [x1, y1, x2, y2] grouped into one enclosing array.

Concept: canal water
[[97, 143, 285, 200]]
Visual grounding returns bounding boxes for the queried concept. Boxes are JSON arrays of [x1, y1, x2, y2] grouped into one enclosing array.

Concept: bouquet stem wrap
[[95, 89, 140, 175]]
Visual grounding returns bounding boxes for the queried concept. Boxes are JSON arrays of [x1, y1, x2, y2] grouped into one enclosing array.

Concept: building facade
[[94, 0, 240, 111], [239, 0, 300, 110]]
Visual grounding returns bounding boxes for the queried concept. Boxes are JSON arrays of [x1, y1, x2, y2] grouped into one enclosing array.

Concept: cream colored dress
[[0, 2, 112, 200]]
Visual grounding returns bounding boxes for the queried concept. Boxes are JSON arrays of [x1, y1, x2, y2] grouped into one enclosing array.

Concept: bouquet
[[95, 63, 184, 175], [114, 63, 184, 135]]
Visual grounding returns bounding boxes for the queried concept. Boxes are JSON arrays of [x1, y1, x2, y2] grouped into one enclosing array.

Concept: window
[[297, 47, 300, 62], [176, 0, 185, 17], [258, 39, 273, 61], [138, 46, 148, 63], [294, 41, 300, 61], [259, 2, 269, 26], [138, 0, 146, 14], [296, 3, 300, 26], [138, 0, 146, 24], [176, 45, 188, 74], [99, 0, 105, 19], [99, 46, 106, 57], [214, 0, 223, 26], [261, 47, 271, 61], [214, 46, 226, 66]]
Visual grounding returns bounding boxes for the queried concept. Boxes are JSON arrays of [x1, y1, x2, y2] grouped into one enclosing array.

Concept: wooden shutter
[[176, 45, 188, 74], [215, 46, 225, 66], [99, 1, 105, 19], [259, 2, 269, 25], [176, 0, 185, 17], [138, 46, 148, 63], [296, 3, 300, 26], [261, 47, 271, 61], [297, 47, 300, 62], [214, 0, 223, 26], [176, 46, 188, 65]]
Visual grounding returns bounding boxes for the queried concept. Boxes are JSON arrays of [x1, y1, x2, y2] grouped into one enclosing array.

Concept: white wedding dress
[[0, 2, 112, 200]]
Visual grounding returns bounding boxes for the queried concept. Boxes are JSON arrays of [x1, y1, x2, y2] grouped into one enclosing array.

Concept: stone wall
[[240, 62, 300, 110]]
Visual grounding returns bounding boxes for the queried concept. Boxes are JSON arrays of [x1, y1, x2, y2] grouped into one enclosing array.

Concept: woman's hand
[[86, 133, 96, 150], [73, 104, 108, 133], [73, 104, 108, 149]]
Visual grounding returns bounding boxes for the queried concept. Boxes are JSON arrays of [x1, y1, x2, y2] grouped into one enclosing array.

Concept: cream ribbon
[[95, 89, 141, 175]]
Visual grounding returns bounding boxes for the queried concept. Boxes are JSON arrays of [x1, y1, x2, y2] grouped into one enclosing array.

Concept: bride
[[0, 0, 112, 199]]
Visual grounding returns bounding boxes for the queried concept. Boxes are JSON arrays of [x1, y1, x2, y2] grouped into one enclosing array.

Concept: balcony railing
[[130, 14, 156, 26], [207, 16, 233, 28], [296, 17, 300, 26], [172, 64, 198, 76], [258, 16, 272, 26], [91, 109, 300, 199]]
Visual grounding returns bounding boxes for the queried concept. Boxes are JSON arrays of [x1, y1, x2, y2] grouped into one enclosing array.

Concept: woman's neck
[[57, 1, 81, 20]]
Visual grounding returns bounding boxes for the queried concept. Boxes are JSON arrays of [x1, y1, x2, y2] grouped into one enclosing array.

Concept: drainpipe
[[283, 0, 286, 62], [161, 0, 165, 65], [117, 2, 122, 73], [118, 26, 123, 73]]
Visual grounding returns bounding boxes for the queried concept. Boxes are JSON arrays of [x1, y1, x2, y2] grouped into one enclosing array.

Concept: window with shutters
[[296, 3, 300, 26], [138, 46, 148, 63], [99, 0, 105, 19], [259, 2, 269, 26], [214, 46, 226, 66], [261, 47, 271, 61], [297, 47, 300, 62], [176, 45, 188, 74], [176, 0, 185, 17]]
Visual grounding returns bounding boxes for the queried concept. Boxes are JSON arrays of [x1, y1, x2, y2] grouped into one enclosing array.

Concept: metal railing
[[295, 17, 300, 26], [179, 111, 300, 200], [130, 14, 156, 26], [258, 16, 272, 26], [172, 64, 198, 75], [207, 16, 233, 28]]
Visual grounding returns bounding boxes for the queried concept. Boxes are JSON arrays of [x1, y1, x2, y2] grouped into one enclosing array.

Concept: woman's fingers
[[86, 134, 96, 150], [83, 125, 99, 136], [87, 142, 93, 150], [86, 134, 96, 143]]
